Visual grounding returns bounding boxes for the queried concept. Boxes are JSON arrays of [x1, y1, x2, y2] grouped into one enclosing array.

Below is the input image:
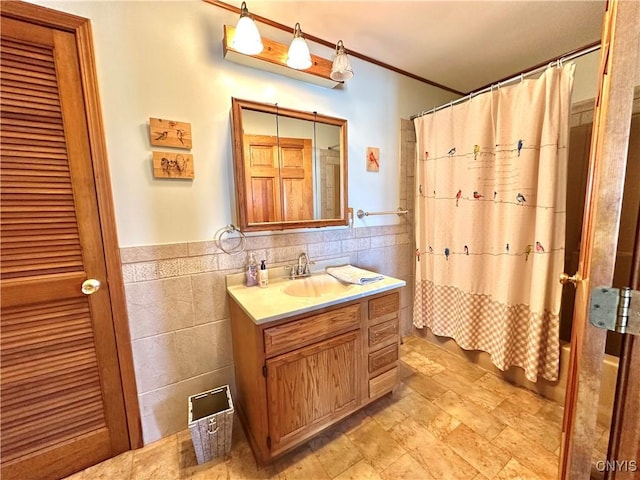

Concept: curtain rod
[[410, 42, 601, 120], [203, 0, 465, 96]]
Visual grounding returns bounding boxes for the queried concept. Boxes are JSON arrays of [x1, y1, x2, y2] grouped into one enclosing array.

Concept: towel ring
[[214, 224, 247, 255]]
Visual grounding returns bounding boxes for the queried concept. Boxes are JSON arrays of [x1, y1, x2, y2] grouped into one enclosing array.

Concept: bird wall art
[[149, 118, 192, 149], [152, 151, 194, 179], [366, 146, 380, 172]]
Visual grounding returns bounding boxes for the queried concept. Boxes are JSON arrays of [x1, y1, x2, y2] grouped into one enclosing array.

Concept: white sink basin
[[226, 262, 406, 324], [283, 274, 352, 297]]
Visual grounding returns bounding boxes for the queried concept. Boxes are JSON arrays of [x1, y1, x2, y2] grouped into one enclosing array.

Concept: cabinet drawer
[[368, 343, 398, 374], [368, 318, 398, 348], [369, 367, 398, 398], [368, 292, 399, 324], [264, 304, 361, 357]]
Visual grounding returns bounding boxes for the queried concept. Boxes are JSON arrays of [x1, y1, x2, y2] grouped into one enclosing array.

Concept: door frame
[[560, 0, 640, 477], [607, 202, 640, 479], [1, 1, 142, 449]]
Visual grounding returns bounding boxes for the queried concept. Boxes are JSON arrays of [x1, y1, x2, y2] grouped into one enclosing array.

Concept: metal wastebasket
[[188, 385, 234, 464]]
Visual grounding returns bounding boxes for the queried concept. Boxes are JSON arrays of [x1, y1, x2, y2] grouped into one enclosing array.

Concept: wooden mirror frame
[[231, 97, 348, 232]]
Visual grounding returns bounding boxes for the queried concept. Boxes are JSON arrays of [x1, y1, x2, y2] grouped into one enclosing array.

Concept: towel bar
[[356, 208, 408, 219]]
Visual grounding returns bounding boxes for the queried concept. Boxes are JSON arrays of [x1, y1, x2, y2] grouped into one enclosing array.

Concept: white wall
[[32, 0, 457, 247], [28, 1, 617, 249]]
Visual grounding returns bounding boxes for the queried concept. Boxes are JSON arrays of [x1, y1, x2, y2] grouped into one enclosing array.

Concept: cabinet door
[[266, 330, 360, 453]]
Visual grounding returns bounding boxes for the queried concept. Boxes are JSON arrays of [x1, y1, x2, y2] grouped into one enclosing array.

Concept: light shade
[[231, 2, 263, 55], [286, 23, 312, 70], [330, 40, 353, 81]]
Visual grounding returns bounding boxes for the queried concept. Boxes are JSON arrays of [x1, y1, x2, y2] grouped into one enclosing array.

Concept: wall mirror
[[231, 97, 348, 232]]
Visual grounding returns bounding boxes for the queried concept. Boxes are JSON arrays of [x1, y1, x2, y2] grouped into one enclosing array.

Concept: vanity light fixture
[[286, 23, 313, 70], [231, 1, 263, 55], [222, 25, 338, 88], [330, 40, 354, 81]]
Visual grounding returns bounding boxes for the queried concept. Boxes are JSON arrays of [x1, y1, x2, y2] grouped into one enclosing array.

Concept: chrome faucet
[[284, 252, 313, 279], [297, 252, 309, 276]]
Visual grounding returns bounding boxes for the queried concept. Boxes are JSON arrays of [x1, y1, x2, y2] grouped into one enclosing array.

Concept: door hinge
[[262, 364, 267, 377], [590, 287, 640, 335], [266, 436, 271, 449]]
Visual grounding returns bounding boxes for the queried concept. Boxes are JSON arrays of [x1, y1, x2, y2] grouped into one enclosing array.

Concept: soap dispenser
[[245, 253, 258, 287], [258, 259, 268, 288]]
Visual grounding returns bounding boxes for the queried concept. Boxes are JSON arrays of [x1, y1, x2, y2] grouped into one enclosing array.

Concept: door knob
[[81, 278, 101, 295], [559, 272, 581, 286]]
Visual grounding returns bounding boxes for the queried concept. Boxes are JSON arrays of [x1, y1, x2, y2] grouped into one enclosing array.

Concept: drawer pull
[[264, 304, 361, 357], [368, 343, 398, 373], [369, 318, 398, 347], [369, 292, 399, 321]]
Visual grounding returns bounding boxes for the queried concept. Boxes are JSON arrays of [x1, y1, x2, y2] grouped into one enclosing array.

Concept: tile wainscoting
[[121, 119, 418, 444], [120, 226, 412, 443]]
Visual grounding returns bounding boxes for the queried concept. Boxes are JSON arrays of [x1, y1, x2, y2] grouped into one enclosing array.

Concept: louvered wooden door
[[0, 14, 130, 480]]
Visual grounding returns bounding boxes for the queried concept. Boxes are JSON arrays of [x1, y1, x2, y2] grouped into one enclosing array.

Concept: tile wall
[[120, 119, 419, 444]]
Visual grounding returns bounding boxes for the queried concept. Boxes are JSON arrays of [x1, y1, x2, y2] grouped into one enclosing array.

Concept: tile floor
[[64, 335, 610, 480]]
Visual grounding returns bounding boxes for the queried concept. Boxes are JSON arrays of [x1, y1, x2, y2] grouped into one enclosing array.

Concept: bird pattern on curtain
[[413, 65, 575, 382]]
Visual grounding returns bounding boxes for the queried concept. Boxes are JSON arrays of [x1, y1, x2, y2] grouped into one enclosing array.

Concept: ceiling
[[229, 0, 606, 94]]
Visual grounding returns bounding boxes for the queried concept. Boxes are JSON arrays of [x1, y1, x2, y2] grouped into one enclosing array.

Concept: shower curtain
[[413, 64, 575, 382]]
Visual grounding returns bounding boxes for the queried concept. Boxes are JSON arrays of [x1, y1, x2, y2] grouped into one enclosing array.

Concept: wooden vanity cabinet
[[228, 289, 401, 465]]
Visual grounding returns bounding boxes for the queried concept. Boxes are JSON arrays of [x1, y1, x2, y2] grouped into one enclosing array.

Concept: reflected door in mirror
[[244, 134, 280, 223], [279, 137, 313, 221], [244, 135, 313, 223]]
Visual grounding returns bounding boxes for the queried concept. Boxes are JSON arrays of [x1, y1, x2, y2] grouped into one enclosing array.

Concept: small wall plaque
[[152, 151, 194, 179], [367, 147, 380, 172], [149, 118, 192, 149]]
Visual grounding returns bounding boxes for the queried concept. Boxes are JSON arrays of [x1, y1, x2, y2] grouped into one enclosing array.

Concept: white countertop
[[226, 267, 406, 325]]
